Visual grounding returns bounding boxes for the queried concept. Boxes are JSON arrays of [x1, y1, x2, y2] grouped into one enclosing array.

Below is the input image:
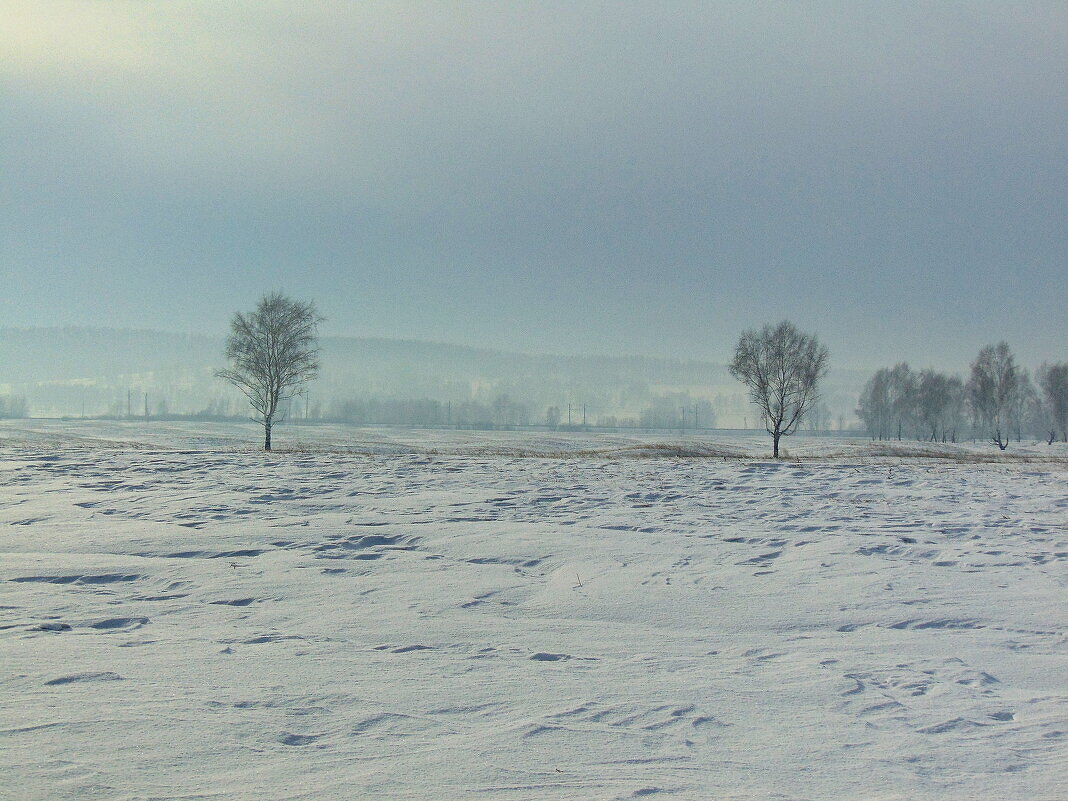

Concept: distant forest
[[0, 327, 866, 430]]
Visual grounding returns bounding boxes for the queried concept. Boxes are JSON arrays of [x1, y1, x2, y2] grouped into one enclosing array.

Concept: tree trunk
[[264, 418, 273, 451], [772, 430, 781, 458]]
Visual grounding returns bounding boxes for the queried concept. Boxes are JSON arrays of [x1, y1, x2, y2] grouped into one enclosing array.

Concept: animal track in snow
[[85, 616, 150, 631], [44, 672, 124, 686]]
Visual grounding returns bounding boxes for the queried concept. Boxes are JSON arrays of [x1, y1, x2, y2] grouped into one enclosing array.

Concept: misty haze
[[1, 4, 1065, 801]]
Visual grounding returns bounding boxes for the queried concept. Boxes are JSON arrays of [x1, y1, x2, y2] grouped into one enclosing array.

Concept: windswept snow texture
[[1, 424, 1066, 800]]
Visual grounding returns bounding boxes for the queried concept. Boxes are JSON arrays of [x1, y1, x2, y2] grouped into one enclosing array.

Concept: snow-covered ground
[[2, 421, 1066, 800], [3, 418, 1068, 460]]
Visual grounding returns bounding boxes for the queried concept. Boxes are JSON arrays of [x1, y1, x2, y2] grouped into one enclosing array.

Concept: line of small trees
[[330, 395, 531, 428], [321, 395, 719, 430], [857, 343, 1067, 449], [217, 293, 731, 449], [219, 294, 1064, 457], [0, 395, 28, 419]]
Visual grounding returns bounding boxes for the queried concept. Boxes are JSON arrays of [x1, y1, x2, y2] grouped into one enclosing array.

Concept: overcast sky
[[2, 1, 1065, 369]]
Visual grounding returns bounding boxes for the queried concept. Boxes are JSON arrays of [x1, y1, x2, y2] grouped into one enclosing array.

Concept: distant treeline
[[0, 326, 868, 427], [320, 392, 719, 430], [0, 395, 28, 419], [857, 344, 1067, 448], [256, 393, 722, 430], [134, 392, 724, 431]]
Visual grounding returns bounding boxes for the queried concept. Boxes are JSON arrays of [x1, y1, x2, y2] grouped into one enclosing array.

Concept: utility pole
[[144, 393, 148, 419], [127, 389, 132, 418], [681, 407, 687, 429], [568, 404, 572, 426], [582, 404, 586, 426]]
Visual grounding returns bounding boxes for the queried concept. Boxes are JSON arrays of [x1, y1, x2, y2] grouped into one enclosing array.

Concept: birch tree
[[1037, 362, 1068, 443], [857, 368, 891, 440], [217, 292, 322, 451], [729, 321, 829, 458], [966, 342, 1019, 450]]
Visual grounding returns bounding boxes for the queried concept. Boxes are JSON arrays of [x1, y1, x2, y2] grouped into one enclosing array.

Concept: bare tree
[[0, 395, 29, 419], [802, 400, 830, 432], [1037, 362, 1068, 444], [966, 342, 1019, 450], [943, 377, 967, 443], [217, 292, 323, 451], [545, 405, 562, 428], [916, 369, 963, 442], [729, 321, 829, 458], [1009, 369, 1040, 442], [857, 368, 892, 440], [885, 362, 918, 440]]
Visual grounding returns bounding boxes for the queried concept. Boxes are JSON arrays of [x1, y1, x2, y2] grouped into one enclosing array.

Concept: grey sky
[[2, 1, 1065, 369]]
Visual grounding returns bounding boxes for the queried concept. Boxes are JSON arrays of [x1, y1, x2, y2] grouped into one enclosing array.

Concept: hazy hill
[[0, 327, 865, 426]]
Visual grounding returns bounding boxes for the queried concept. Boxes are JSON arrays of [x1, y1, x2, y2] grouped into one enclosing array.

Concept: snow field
[[1, 425, 1066, 800]]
